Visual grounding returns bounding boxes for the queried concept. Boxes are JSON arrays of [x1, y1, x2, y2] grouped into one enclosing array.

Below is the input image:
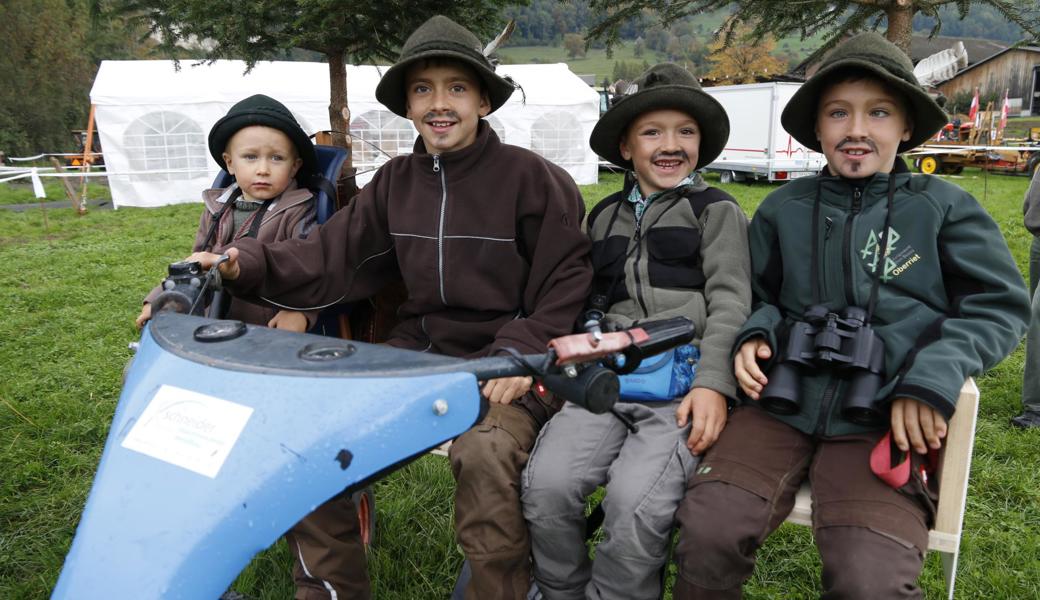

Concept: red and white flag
[[1000, 89, 1010, 131], [968, 87, 980, 124]]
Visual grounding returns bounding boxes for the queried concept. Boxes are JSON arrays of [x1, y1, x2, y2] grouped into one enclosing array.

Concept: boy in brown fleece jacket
[[189, 15, 593, 600]]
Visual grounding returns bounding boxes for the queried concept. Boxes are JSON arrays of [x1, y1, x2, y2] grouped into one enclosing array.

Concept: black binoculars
[[760, 304, 886, 426]]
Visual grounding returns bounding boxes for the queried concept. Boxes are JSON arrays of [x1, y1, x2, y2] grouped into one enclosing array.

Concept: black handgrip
[[628, 316, 696, 361], [540, 365, 619, 414]]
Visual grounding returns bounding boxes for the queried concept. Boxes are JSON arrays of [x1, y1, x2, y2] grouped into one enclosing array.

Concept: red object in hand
[[870, 431, 939, 489]]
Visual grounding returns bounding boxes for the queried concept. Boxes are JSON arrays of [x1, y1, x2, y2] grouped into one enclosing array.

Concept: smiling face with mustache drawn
[[815, 77, 912, 179], [620, 109, 701, 197], [405, 60, 491, 155]]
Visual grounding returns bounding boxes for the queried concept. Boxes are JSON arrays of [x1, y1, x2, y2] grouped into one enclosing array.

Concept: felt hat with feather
[[375, 15, 516, 118]]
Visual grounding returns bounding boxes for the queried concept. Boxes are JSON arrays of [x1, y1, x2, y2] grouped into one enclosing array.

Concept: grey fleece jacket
[[1022, 167, 1040, 235], [586, 176, 752, 399]]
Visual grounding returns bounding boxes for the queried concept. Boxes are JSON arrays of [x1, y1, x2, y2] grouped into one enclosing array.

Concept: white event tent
[[90, 60, 600, 208]]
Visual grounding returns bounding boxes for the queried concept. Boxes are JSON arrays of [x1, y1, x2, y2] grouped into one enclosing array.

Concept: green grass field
[[1, 168, 1038, 598]]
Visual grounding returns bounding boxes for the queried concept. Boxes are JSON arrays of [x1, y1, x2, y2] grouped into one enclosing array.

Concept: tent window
[[351, 110, 416, 173], [531, 111, 584, 167], [123, 112, 208, 182]]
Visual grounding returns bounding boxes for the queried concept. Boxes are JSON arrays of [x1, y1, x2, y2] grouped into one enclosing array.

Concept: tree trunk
[[327, 52, 350, 150], [326, 51, 357, 203], [885, 1, 914, 56]]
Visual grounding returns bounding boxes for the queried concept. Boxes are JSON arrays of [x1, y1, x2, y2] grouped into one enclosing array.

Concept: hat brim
[[375, 49, 515, 118], [208, 114, 318, 180], [589, 85, 730, 171], [781, 58, 948, 154]]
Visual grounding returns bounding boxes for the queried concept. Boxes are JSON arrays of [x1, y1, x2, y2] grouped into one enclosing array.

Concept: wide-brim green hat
[[590, 63, 729, 171], [375, 15, 516, 118], [781, 31, 947, 154], [208, 94, 317, 179]]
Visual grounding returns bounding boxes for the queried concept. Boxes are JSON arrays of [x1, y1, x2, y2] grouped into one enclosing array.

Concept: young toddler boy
[[189, 15, 593, 600], [136, 93, 318, 333], [521, 63, 751, 600], [671, 32, 1029, 599]]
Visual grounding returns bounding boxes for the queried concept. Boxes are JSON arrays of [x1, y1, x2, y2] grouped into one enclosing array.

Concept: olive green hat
[[590, 63, 730, 170], [781, 31, 947, 154], [375, 15, 516, 118]]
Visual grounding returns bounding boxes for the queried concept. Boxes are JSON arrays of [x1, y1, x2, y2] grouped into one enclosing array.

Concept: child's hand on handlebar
[[187, 248, 240, 281], [481, 376, 533, 404], [734, 337, 771, 400]]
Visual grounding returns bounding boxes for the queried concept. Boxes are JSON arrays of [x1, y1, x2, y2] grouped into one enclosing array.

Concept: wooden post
[[47, 157, 85, 213], [77, 105, 97, 215]]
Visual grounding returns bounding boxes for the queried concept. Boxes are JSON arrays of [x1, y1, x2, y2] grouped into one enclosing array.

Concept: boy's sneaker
[[1011, 409, 1040, 429]]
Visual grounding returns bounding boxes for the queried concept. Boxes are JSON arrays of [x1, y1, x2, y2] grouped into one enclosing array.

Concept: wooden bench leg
[[940, 549, 959, 600]]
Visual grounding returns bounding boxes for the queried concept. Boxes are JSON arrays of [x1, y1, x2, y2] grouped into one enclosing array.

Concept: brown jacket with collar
[[144, 182, 320, 327], [228, 121, 592, 360]]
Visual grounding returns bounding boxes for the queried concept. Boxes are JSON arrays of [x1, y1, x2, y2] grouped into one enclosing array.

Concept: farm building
[[790, 34, 1007, 79], [935, 45, 1040, 116]]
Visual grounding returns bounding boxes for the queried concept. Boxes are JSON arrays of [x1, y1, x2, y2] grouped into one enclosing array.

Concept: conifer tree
[[587, 0, 1039, 58], [108, 1, 522, 155]]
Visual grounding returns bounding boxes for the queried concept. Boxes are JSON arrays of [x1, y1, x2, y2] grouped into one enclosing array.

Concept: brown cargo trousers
[[287, 400, 544, 600], [672, 405, 938, 600]]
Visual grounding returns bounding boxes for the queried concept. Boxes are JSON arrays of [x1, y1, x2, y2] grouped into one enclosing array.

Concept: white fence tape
[[30, 168, 45, 198], [7, 153, 92, 162]]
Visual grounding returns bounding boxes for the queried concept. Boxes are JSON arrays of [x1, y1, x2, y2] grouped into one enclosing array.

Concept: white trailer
[[703, 82, 824, 183]]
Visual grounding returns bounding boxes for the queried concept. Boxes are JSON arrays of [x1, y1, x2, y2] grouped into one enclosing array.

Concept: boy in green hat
[[189, 15, 592, 600], [671, 32, 1029, 598], [521, 63, 751, 600]]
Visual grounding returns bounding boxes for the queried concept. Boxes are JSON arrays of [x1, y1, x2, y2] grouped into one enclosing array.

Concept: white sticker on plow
[[121, 384, 253, 478]]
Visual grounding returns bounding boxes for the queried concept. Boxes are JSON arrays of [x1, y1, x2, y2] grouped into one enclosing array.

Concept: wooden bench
[[785, 378, 979, 600], [436, 380, 979, 598]]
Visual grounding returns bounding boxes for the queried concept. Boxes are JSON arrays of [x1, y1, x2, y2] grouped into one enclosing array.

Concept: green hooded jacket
[[736, 160, 1030, 437]]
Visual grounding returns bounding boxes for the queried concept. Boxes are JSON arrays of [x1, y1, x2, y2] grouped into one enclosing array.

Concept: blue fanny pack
[[618, 344, 699, 402]]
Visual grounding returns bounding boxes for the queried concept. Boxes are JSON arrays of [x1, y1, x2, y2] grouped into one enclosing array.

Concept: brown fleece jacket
[[228, 121, 593, 359]]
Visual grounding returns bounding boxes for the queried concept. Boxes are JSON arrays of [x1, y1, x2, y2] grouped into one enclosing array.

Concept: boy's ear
[[290, 157, 303, 179], [478, 91, 491, 118], [222, 151, 235, 174], [901, 117, 913, 143], [619, 138, 632, 161]]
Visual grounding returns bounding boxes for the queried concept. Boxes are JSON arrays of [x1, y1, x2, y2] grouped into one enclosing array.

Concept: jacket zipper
[[433, 155, 448, 305], [632, 215, 650, 317], [814, 377, 840, 437], [842, 187, 862, 304]]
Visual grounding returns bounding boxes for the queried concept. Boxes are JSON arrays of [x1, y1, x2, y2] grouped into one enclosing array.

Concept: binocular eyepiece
[[760, 304, 886, 427]]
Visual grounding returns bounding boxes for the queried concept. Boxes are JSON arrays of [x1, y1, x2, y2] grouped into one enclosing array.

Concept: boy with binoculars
[[670, 33, 1029, 599]]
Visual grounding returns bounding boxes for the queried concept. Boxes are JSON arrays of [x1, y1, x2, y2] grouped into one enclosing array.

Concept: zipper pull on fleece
[[432, 155, 441, 173]]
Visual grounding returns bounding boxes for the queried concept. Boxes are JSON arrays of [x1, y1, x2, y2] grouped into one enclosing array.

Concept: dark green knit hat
[[590, 63, 729, 170], [208, 94, 317, 179], [375, 15, 516, 118], [781, 31, 947, 154]]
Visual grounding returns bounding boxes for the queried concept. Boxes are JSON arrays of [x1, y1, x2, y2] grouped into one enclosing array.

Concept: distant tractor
[[66, 130, 104, 167], [909, 114, 1039, 176]]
